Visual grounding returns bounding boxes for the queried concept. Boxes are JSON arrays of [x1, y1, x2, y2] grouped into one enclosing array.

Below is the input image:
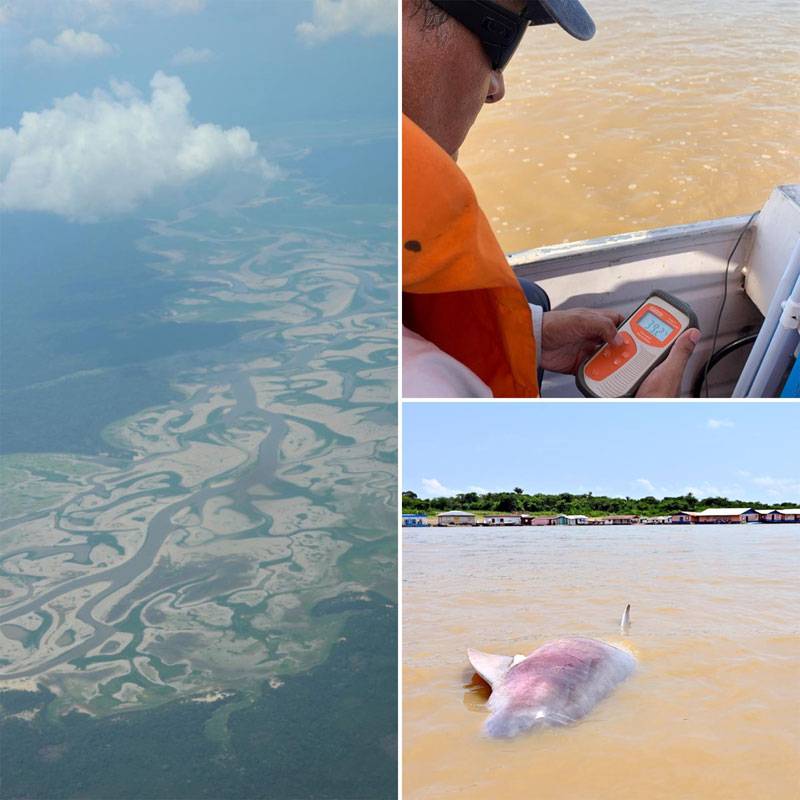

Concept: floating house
[[437, 510, 476, 526], [402, 514, 429, 527], [600, 515, 640, 525], [482, 514, 522, 526], [687, 508, 759, 524], [671, 512, 692, 524], [550, 514, 589, 525], [756, 508, 800, 522]]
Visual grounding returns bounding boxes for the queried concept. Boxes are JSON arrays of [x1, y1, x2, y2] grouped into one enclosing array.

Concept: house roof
[[436, 510, 475, 517], [688, 508, 756, 516]]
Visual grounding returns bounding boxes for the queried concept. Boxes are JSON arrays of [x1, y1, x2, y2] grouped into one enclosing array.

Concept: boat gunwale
[[507, 213, 756, 271]]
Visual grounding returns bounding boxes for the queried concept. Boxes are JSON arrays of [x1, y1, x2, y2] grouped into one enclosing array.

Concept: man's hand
[[635, 328, 700, 397], [540, 309, 700, 398], [540, 309, 624, 375]]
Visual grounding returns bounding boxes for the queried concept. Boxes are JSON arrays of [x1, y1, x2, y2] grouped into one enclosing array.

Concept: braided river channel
[[0, 135, 397, 798]]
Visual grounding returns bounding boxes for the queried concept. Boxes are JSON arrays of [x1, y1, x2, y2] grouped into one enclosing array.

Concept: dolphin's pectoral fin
[[467, 648, 514, 689]]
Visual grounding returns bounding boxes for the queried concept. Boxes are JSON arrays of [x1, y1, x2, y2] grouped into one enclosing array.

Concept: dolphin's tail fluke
[[620, 604, 631, 633]]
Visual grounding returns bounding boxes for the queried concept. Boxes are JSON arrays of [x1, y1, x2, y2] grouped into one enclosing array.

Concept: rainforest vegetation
[[401, 490, 797, 517]]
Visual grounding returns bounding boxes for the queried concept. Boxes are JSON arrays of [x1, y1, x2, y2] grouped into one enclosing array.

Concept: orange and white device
[[576, 290, 698, 398]]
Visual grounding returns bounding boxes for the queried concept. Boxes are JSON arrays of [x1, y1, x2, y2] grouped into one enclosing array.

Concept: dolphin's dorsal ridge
[[467, 648, 513, 688]]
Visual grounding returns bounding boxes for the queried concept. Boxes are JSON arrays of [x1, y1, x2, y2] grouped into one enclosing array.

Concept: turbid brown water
[[403, 525, 799, 799], [457, 0, 800, 253]]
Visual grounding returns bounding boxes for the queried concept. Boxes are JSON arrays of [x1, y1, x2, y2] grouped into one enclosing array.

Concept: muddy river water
[[458, 0, 800, 253], [402, 524, 799, 800]]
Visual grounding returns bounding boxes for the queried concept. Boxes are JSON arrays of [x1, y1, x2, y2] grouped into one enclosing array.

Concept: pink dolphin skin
[[468, 637, 636, 738]]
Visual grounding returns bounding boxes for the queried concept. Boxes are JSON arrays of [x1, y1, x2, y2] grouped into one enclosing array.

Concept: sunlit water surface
[[403, 525, 799, 800], [458, 0, 800, 252]]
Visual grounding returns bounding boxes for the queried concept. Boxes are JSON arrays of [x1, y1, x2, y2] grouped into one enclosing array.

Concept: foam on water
[[459, 0, 800, 252]]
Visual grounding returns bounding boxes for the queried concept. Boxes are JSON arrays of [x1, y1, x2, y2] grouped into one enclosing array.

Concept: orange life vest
[[402, 114, 540, 398]]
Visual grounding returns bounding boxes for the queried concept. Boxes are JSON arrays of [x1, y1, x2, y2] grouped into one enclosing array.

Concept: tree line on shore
[[401, 490, 797, 517]]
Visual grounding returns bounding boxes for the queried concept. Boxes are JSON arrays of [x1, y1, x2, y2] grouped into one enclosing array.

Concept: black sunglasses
[[429, 0, 554, 72]]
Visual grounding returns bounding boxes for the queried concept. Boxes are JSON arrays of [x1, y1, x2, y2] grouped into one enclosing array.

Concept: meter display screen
[[638, 311, 674, 341]]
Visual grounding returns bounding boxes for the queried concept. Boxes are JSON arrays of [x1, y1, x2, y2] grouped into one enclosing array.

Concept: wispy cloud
[[682, 483, 723, 497], [27, 29, 117, 61], [159, 0, 205, 11], [751, 475, 800, 498], [0, 72, 278, 221], [171, 46, 214, 65], [634, 478, 657, 495], [296, 0, 395, 45], [1, 0, 206, 27], [420, 478, 457, 498], [707, 419, 735, 429]]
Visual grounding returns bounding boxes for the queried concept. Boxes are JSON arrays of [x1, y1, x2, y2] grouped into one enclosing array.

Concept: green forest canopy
[[401, 490, 798, 517]]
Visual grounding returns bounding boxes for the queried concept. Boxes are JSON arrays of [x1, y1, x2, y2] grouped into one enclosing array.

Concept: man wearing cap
[[402, 0, 700, 397]]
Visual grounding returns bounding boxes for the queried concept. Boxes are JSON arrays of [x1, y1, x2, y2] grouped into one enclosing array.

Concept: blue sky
[[0, 0, 396, 221], [403, 402, 800, 502]]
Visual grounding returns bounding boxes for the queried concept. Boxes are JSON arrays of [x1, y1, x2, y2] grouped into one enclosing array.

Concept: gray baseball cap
[[529, 0, 596, 41]]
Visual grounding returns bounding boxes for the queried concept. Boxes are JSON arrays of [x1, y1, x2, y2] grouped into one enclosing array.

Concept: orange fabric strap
[[402, 115, 539, 398]]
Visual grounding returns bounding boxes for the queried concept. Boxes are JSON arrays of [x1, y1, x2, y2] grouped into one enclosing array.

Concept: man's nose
[[485, 71, 505, 104]]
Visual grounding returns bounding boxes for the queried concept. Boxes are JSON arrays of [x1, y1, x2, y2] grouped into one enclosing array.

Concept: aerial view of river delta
[[0, 2, 397, 798]]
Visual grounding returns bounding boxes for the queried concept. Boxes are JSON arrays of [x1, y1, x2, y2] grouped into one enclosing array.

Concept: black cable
[[701, 210, 760, 397], [692, 333, 759, 397]]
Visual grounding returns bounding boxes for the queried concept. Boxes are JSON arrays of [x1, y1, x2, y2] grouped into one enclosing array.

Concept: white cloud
[[753, 475, 781, 486], [707, 419, 735, 429], [751, 475, 800, 497], [296, 0, 395, 45], [27, 29, 117, 61], [0, 71, 278, 222], [420, 478, 457, 498], [682, 483, 723, 497], [635, 478, 657, 495], [171, 46, 214, 65], [155, 0, 205, 11], [467, 485, 487, 494], [1, 0, 205, 27]]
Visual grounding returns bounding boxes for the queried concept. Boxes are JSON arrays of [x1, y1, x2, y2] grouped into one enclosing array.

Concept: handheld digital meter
[[576, 290, 698, 398]]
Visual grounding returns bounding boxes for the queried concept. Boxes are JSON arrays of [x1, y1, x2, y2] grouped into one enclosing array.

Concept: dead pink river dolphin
[[467, 607, 635, 738]]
